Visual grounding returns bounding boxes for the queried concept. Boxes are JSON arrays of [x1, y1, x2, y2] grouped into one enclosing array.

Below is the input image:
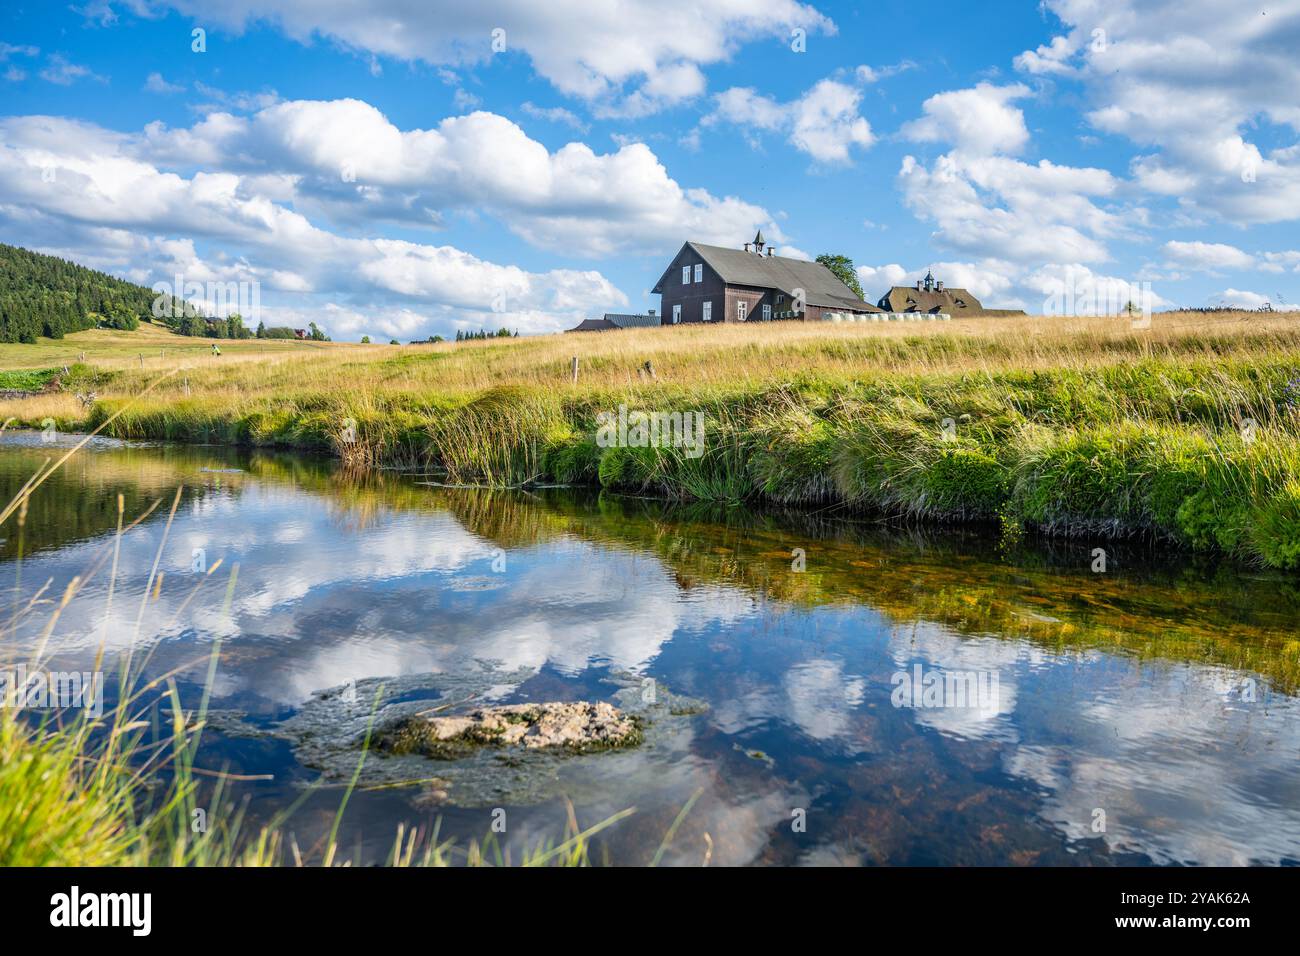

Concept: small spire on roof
[[752, 230, 765, 253]]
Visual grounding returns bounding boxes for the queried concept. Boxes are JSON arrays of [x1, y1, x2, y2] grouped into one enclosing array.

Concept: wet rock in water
[[377, 701, 643, 758], [206, 667, 707, 808]]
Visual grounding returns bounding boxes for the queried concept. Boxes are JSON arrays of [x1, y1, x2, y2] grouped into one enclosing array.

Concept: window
[[682, 266, 691, 285], [737, 301, 747, 322], [702, 301, 712, 322], [777, 294, 784, 304], [762, 304, 771, 322], [672, 304, 681, 324], [694, 263, 702, 283]]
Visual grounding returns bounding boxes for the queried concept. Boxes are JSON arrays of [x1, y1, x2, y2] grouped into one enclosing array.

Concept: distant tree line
[[0, 242, 330, 343], [178, 313, 253, 339], [0, 242, 177, 342], [454, 328, 518, 342], [168, 316, 330, 341], [1181, 304, 1286, 313]]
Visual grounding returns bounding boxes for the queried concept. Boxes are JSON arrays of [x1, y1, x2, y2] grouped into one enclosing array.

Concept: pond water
[[2, 433, 1299, 866]]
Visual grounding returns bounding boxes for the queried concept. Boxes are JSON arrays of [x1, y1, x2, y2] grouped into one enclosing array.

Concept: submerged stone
[[377, 700, 643, 758], [207, 667, 707, 807]]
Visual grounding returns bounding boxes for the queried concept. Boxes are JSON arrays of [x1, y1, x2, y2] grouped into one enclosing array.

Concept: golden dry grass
[[1, 310, 1295, 415]]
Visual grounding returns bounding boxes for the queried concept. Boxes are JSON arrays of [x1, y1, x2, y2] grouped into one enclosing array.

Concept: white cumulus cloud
[[131, 0, 836, 116], [704, 76, 875, 164], [902, 82, 1032, 156]]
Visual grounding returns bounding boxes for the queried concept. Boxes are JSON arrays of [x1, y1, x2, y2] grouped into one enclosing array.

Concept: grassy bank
[[0, 705, 627, 866], [4, 311, 1300, 567]]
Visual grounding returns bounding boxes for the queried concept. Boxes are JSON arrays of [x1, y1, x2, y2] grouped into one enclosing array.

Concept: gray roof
[[654, 241, 872, 310], [805, 290, 881, 311], [604, 312, 661, 328], [566, 317, 617, 332], [566, 313, 662, 332]]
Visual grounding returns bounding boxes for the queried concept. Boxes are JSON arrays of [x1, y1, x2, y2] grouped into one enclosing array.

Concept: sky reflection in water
[[2, 435, 1298, 866]]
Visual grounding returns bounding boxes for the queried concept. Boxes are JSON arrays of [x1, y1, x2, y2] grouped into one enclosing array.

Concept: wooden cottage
[[876, 271, 1024, 317], [651, 233, 878, 325]]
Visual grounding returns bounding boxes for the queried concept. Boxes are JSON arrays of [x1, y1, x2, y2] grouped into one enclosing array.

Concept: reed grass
[[4, 310, 1300, 566]]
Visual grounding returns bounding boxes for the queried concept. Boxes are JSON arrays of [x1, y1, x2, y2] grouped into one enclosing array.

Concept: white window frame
[[682, 266, 691, 285], [694, 263, 703, 283], [702, 301, 712, 322], [737, 301, 748, 322], [672, 304, 681, 324], [762, 303, 771, 321]]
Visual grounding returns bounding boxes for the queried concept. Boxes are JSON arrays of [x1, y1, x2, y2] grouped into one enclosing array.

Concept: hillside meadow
[[4, 310, 1300, 567]]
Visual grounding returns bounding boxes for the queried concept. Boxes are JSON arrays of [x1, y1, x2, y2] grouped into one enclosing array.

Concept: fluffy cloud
[[1015, 0, 1300, 225], [0, 90, 806, 338], [129, 0, 835, 115], [1013, 35, 1079, 77], [1162, 240, 1257, 272], [894, 78, 1130, 268], [704, 76, 875, 164], [789, 79, 876, 162], [709, 87, 789, 132], [1163, 240, 1300, 274], [902, 82, 1031, 156], [854, 263, 907, 293], [132, 99, 783, 257], [898, 152, 1122, 265], [0, 113, 629, 338]]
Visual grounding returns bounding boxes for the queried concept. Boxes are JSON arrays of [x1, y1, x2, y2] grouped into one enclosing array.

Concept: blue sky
[[1, 0, 1298, 340]]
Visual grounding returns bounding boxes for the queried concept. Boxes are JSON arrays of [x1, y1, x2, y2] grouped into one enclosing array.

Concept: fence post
[[571, 356, 579, 384]]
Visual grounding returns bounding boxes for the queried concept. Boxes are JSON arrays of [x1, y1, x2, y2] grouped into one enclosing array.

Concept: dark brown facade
[[651, 237, 877, 326], [656, 243, 730, 325]]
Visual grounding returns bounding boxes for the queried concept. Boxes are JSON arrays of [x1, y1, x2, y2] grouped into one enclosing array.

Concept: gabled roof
[[877, 286, 980, 313], [566, 313, 662, 333], [806, 291, 883, 312], [603, 312, 661, 328], [652, 241, 873, 310], [566, 317, 618, 332]]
